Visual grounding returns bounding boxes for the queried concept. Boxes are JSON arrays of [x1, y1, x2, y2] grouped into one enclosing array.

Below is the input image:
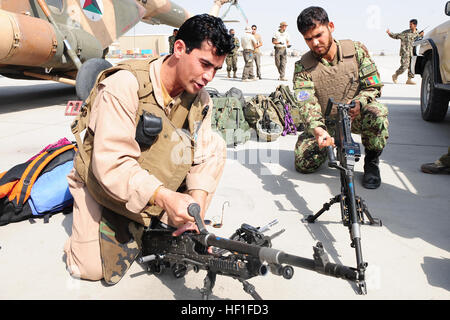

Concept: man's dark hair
[[175, 14, 234, 56], [297, 6, 330, 35], [410, 19, 418, 25], [252, 24, 257, 29]]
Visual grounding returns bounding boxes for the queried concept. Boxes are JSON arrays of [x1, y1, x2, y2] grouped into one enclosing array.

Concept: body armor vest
[[71, 58, 205, 227], [300, 40, 359, 116]]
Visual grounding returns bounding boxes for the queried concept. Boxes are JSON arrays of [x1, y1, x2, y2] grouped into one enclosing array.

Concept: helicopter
[[0, 0, 236, 100]]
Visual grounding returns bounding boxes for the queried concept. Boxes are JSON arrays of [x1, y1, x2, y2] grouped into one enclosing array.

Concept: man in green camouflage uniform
[[293, 6, 389, 189], [226, 29, 240, 78], [387, 19, 424, 85], [168, 29, 178, 54]]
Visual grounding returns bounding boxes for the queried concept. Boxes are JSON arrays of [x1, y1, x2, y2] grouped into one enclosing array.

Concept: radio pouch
[[135, 111, 162, 148]]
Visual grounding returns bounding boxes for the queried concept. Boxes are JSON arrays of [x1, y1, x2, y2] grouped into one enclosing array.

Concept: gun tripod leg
[[358, 280, 368, 295], [200, 271, 217, 300], [239, 279, 263, 300], [304, 195, 340, 223], [356, 197, 382, 226]]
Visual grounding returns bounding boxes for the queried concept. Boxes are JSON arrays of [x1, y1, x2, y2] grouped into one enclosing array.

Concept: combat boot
[[392, 74, 398, 84], [420, 160, 450, 174], [406, 78, 416, 85], [363, 150, 382, 189], [227, 71, 231, 78], [233, 72, 237, 78]]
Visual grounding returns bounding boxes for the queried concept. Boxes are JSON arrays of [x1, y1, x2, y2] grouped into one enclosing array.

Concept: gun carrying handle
[[187, 203, 208, 234]]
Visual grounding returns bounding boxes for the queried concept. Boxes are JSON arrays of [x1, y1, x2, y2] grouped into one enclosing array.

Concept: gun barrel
[[201, 234, 358, 281], [279, 253, 358, 281]]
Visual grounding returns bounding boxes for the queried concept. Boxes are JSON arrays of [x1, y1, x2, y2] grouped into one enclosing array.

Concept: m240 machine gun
[[139, 203, 361, 300], [304, 98, 382, 295]]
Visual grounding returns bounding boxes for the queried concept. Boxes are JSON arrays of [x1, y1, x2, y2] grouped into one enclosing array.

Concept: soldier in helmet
[[226, 28, 240, 78], [386, 19, 424, 85], [292, 6, 389, 189], [64, 14, 234, 284]]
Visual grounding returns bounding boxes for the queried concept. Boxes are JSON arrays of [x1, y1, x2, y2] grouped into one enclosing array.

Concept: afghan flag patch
[[364, 75, 381, 87]]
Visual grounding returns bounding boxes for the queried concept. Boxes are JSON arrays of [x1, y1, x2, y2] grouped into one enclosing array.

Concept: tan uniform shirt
[[241, 33, 256, 51], [272, 30, 290, 48], [253, 33, 262, 53], [64, 56, 226, 280]]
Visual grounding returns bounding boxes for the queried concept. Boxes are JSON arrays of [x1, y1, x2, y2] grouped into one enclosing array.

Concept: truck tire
[[420, 60, 449, 121], [75, 58, 113, 101]]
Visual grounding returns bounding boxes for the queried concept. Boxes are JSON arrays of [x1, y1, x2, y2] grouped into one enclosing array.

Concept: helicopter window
[[47, 0, 64, 14]]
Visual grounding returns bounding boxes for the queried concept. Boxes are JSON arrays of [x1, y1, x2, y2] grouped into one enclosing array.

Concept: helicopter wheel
[[75, 58, 113, 101]]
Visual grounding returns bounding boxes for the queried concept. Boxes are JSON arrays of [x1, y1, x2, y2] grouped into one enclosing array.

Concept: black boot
[[363, 150, 382, 189]]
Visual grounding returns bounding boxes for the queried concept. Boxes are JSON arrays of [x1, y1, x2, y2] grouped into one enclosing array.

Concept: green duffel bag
[[211, 96, 251, 147]]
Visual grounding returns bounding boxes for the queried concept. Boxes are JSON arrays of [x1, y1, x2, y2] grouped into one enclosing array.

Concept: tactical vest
[[71, 58, 205, 227], [300, 40, 359, 116]]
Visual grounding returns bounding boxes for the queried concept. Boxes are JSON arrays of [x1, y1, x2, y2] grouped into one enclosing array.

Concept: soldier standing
[[293, 6, 389, 189], [387, 19, 424, 85], [252, 25, 263, 79], [168, 29, 178, 54], [241, 26, 257, 81], [272, 21, 291, 81], [226, 29, 240, 78]]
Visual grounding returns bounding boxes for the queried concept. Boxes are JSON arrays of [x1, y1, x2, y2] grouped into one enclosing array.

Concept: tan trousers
[[242, 49, 255, 80], [275, 47, 287, 78], [64, 133, 226, 281]]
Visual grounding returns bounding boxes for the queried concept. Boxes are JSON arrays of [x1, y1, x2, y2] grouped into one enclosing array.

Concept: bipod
[[303, 194, 382, 227], [200, 271, 217, 300], [200, 270, 262, 300]]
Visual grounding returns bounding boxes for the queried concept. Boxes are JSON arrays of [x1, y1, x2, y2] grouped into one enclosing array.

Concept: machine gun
[[139, 203, 361, 300], [304, 98, 382, 295]]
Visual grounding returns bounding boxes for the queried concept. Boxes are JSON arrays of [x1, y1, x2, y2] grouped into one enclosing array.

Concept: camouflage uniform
[[388, 29, 420, 79], [226, 36, 240, 76], [293, 41, 389, 173], [168, 35, 176, 54], [421, 146, 450, 174]]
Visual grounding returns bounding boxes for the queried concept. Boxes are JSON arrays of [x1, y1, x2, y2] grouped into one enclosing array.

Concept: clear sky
[[127, 0, 449, 55]]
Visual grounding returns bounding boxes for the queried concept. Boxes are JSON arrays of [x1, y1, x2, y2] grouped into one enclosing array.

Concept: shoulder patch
[[360, 63, 377, 77], [296, 90, 311, 102], [363, 75, 381, 87]]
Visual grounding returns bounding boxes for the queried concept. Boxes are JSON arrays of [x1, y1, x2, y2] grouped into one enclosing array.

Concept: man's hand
[[313, 126, 334, 148], [348, 100, 361, 121], [154, 187, 196, 228], [172, 221, 198, 237], [386, 29, 391, 35]]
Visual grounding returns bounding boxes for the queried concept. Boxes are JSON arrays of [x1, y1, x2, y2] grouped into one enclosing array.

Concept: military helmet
[[256, 116, 282, 142]]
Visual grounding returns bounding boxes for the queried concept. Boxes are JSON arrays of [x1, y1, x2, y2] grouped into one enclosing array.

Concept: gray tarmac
[[0, 55, 449, 300]]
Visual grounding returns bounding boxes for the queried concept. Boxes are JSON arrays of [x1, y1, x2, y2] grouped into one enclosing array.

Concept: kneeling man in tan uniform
[[64, 14, 234, 284]]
